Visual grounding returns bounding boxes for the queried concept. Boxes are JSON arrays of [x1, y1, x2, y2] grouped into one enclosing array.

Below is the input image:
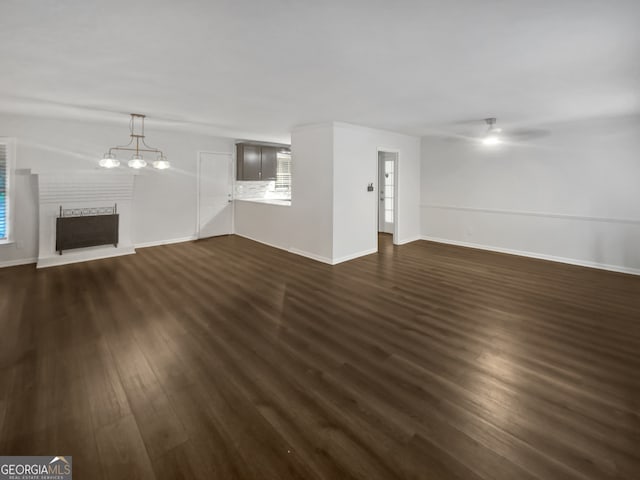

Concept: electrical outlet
[[16, 240, 24, 249]]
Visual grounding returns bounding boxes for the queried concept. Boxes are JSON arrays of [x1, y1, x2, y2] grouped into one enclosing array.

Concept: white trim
[[0, 257, 37, 268], [421, 204, 640, 225], [420, 235, 640, 276], [288, 247, 333, 265], [234, 198, 291, 207], [36, 246, 136, 269], [135, 235, 197, 249], [234, 232, 289, 252], [332, 248, 378, 265], [236, 234, 375, 265], [396, 235, 422, 245]]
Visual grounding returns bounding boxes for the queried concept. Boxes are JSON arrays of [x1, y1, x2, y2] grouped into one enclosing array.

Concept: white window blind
[[275, 153, 291, 191], [0, 143, 7, 240]]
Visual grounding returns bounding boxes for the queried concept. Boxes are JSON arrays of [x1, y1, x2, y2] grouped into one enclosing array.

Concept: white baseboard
[[135, 235, 197, 249], [396, 235, 422, 246], [233, 233, 335, 265], [332, 248, 378, 265], [236, 233, 367, 265], [236, 234, 378, 266], [0, 257, 37, 268], [234, 232, 290, 253], [288, 248, 334, 265], [420, 235, 640, 276], [36, 246, 136, 269]]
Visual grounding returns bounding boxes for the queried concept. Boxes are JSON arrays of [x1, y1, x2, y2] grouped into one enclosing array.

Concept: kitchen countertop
[[235, 198, 291, 207]]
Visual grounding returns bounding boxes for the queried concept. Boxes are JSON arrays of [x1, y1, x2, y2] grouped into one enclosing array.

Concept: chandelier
[[99, 113, 170, 169]]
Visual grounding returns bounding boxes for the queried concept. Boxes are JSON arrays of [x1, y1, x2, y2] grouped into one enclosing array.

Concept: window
[[384, 159, 394, 223], [0, 142, 8, 241], [275, 152, 292, 192]]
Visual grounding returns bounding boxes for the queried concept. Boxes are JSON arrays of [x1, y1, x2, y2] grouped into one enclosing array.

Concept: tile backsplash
[[235, 181, 275, 199]]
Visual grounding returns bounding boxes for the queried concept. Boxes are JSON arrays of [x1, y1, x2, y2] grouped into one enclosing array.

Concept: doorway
[[197, 151, 233, 239], [377, 151, 398, 243]]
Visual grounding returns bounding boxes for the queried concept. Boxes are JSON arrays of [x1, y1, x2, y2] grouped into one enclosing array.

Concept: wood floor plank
[[94, 414, 156, 480], [0, 233, 639, 479]]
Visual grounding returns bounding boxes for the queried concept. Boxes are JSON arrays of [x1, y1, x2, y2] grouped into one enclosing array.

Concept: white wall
[[0, 113, 234, 266], [421, 115, 640, 274], [287, 123, 335, 262], [233, 200, 292, 251], [233, 122, 422, 264], [233, 123, 334, 262], [333, 123, 421, 262]]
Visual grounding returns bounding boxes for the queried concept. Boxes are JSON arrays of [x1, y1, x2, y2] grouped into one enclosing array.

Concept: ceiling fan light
[[128, 154, 147, 169], [99, 153, 120, 168], [482, 135, 501, 146], [481, 118, 502, 146]]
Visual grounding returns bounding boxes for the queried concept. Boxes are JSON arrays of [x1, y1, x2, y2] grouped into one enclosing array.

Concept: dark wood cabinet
[[237, 144, 262, 180], [236, 144, 280, 181], [260, 146, 277, 181]]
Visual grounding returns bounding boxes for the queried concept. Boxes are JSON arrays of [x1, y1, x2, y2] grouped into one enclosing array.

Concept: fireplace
[[55, 205, 119, 254], [35, 171, 136, 268]]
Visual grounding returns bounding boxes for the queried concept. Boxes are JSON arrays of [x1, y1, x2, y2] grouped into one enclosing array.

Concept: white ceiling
[[1, 0, 638, 142]]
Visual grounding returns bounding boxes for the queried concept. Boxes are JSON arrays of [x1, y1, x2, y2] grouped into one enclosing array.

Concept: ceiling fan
[[460, 117, 551, 145], [481, 118, 502, 145]]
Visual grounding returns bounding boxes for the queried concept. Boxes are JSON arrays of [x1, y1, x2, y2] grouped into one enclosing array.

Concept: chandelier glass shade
[[152, 155, 170, 170], [100, 114, 170, 170], [98, 153, 120, 168], [128, 154, 147, 169]]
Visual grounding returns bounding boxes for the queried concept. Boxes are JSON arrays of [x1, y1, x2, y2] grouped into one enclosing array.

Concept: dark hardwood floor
[[1, 233, 639, 479]]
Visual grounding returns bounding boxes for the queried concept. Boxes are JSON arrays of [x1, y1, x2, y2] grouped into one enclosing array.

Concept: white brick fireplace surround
[[35, 171, 136, 268]]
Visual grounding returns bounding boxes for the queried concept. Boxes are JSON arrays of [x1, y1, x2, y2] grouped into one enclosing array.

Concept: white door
[[378, 154, 395, 234], [198, 152, 233, 238]]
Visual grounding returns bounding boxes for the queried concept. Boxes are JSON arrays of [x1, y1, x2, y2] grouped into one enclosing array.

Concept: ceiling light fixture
[[100, 113, 170, 170], [98, 152, 120, 168], [481, 117, 502, 146]]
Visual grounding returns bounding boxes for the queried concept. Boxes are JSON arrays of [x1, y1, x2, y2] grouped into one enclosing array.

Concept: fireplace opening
[[55, 204, 119, 255]]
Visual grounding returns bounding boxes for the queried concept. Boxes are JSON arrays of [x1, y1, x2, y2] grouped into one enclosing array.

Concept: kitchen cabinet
[[260, 146, 277, 181], [236, 144, 279, 181], [237, 144, 261, 180]]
